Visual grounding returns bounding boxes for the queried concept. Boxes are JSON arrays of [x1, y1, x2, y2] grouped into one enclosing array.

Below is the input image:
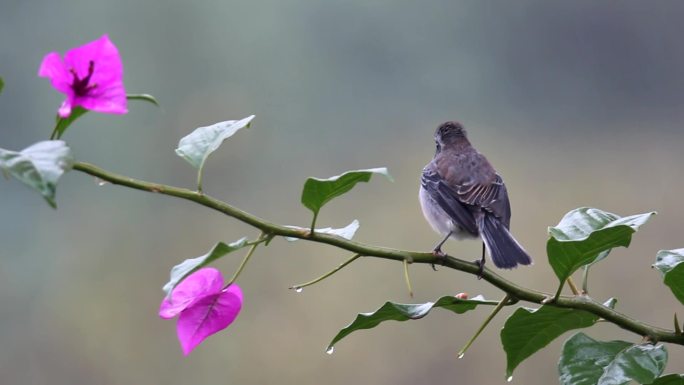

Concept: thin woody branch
[[72, 161, 684, 346]]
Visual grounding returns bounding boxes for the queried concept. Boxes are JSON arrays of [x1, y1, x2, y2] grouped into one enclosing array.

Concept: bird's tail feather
[[478, 214, 532, 269]]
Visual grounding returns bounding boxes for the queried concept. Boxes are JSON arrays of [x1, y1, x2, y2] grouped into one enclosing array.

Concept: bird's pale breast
[[419, 185, 478, 240]]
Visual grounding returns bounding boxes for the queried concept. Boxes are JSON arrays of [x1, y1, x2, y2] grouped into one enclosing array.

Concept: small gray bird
[[419, 121, 532, 274]]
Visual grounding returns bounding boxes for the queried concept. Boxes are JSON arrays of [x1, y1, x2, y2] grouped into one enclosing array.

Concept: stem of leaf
[[309, 211, 319, 234], [567, 277, 581, 295], [582, 266, 590, 294], [553, 282, 564, 302], [403, 258, 413, 298], [49, 122, 60, 140], [458, 294, 511, 358], [196, 165, 205, 193], [290, 254, 361, 291], [227, 232, 265, 285]]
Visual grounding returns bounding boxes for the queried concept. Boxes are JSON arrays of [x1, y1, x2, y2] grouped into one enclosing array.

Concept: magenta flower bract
[[38, 35, 127, 118], [159, 268, 243, 356]]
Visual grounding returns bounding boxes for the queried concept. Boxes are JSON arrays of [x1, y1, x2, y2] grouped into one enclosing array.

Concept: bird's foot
[[473, 259, 485, 280], [431, 248, 447, 271]]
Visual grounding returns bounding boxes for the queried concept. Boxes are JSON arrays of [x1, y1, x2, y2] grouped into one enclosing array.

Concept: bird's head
[[434, 121, 467, 153]]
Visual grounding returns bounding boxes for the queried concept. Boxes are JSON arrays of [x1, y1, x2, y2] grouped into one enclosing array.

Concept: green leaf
[[175, 116, 255, 170], [559, 333, 631, 385], [127, 93, 160, 106], [654, 249, 684, 306], [558, 332, 667, 385], [600, 344, 668, 384], [654, 249, 684, 274], [301, 168, 393, 223], [0, 140, 74, 208], [175, 115, 255, 191], [501, 304, 603, 378], [653, 374, 684, 385], [327, 295, 496, 351], [547, 208, 655, 285], [285, 219, 360, 241], [0, 76, 4, 94], [162, 238, 248, 296]]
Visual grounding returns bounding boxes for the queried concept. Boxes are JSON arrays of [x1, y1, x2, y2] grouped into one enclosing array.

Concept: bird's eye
[[435, 143, 441, 153]]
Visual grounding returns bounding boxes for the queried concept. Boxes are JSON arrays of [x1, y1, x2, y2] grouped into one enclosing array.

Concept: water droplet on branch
[[457, 352, 465, 359], [507, 376, 513, 382], [326, 346, 334, 355], [295, 287, 303, 293]]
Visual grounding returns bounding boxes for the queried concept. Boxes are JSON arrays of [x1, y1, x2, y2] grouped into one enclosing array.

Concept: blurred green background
[[2, 1, 684, 384]]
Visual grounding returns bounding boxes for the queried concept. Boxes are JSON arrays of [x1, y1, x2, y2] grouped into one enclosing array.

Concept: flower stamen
[[70, 60, 97, 96]]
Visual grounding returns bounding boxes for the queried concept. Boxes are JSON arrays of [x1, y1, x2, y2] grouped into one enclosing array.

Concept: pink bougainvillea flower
[[159, 267, 225, 319], [159, 267, 243, 356], [177, 284, 243, 355], [38, 34, 127, 118]]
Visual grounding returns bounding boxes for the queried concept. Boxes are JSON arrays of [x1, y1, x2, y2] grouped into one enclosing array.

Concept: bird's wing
[[433, 149, 512, 228], [421, 166, 479, 236], [452, 172, 511, 227], [476, 174, 511, 229]]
